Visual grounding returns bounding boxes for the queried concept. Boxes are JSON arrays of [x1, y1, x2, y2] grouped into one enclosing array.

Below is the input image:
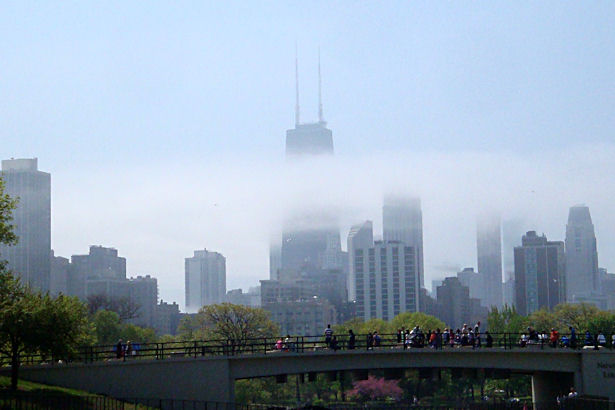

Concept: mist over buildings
[[45, 143, 615, 307], [2, 2, 615, 310]]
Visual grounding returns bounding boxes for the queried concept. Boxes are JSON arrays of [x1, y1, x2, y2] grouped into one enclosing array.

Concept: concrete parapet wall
[[7, 349, 614, 403]]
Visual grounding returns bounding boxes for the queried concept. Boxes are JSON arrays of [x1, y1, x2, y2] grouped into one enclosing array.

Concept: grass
[[0, 376, 156, 409], [0, 375, 94, 396]]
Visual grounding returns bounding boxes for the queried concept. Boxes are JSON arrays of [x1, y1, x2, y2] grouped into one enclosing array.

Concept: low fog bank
[[50, 143, 615, 307]]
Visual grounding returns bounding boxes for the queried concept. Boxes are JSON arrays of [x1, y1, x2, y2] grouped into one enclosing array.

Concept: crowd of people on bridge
[[519, 326, 614, 350], [270, 322, 615, 353]]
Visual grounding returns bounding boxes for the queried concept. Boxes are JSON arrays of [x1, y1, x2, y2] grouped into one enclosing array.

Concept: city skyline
[[2, 3, 615, 309]]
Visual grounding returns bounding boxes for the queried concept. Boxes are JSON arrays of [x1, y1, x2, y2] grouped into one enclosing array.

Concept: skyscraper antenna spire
[[295, 43, 300, 126], [318, 47, 324, 123]]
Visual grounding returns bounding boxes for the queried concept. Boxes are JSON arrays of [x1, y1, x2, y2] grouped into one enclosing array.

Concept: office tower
[[277, 54, 341, 279], [185, 249, 226, 313], [347, 221, 374, 301], [456, 267, 485, 303], [599, 268, 615, 310], [477, 215, 503, 308], [50, 250, 69, 296], [514, 231, 565, 316], [0, 158, 51, 291], [436, 277, 487, 330], [383, 195, 424, 288], [129, 275, 158, 328], [269, 243, 281, 280], [503, 278, 516, 307], [565, 205, 600, 302], [348, 221, 420, 321]]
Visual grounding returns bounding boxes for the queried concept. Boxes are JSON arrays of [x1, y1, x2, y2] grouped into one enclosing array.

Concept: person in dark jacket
[[348, 330, 356, 350], [485, 331, 493, 348]]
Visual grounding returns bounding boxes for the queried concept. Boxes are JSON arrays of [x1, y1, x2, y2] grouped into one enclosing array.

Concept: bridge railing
[[2, 331, 609, 367]]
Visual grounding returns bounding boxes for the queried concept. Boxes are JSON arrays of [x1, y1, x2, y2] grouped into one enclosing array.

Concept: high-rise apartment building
[[67, 245, 127, 301], [129, 275, 158, 328], [514, 231, 565, 316], [185, 249, 226, 313], [477, 215, 503, 308], [50, 250, 70, 296], [72, 245, 127, 280], [383, 195, 424, 288], [565, 205, 600, 302], [348, 221, 420, 321], [0, 158, 51, 291]]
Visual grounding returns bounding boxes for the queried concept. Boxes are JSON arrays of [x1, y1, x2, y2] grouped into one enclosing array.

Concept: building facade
[[0, 158, 51, 291], [383, 195, 424, 288], [129, 275, 158, 328], [50, 250, 70, 296], [514, 231, 565, 316], [456, 267, 484, 303], [154, 300, 181, 335], [265, 298, 336, 336], [477, 215, 503, 308], [349, 221, 420, 321], [185, 249, 226, 313], [436, 277, 487, 330], [565, 205, 600, 302]]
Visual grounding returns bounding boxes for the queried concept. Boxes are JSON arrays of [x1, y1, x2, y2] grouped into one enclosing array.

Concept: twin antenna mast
[[295, 46, 325, 126]]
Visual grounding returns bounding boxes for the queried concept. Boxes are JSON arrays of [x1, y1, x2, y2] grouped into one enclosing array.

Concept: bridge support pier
[[531, 371, 573, 410]]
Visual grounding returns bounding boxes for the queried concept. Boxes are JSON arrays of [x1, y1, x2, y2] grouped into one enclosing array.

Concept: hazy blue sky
[[2, 2, 615, 307]]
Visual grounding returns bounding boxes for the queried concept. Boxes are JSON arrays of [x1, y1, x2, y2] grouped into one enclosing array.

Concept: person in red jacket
[[549, 328, 559, 348]]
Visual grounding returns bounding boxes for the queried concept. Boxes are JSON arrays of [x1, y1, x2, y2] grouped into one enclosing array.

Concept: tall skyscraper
[[348, 221, 420, 321], [382, 195, 424, 288], [514, 231, 565, 316], [477, 215, 503, 308], [277, 53, 342, 278], [185, 249, 226, 313], [0, 158, 51, 291], [347, 221, 374, 302], [565, 205, 600, 302]]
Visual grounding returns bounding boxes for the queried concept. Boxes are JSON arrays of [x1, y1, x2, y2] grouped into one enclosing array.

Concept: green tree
[[0, 280, 91, 391], [527, 308, 556, 332], [92, 310, 123, 345], [196, 303, 279, 345], [391, 312, 446, 332], [586, 311, 615, 337], [0, 178, 18, 249], [176, 315, 202, 340], [553, 303, 600, 332], [487, 305, 527, 334], [122, 323, 157, 344]]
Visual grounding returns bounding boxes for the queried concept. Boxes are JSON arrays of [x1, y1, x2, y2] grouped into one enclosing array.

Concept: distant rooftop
[[2, 158, 38, 171]]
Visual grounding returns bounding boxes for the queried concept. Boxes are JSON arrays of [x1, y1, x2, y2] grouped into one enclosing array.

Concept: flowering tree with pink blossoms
[[347, 376, 403, 402]]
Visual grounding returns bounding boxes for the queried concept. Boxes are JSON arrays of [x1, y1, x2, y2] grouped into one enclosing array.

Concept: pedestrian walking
[[324, 324, 333, 348]]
